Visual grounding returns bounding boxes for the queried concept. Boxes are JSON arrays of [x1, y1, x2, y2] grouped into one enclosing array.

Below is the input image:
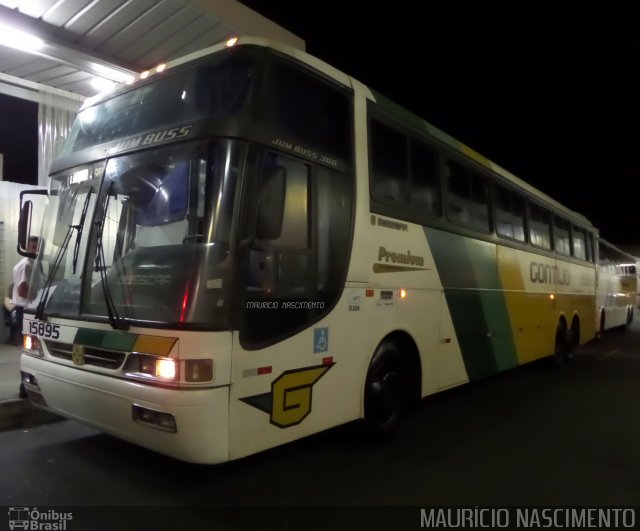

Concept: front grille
[[45, 341, 126, 370]]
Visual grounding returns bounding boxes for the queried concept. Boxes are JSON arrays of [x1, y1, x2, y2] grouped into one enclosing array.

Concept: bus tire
[[552, 320, 570, 365], [364, 341, 408, 435], [565, 317, 580, 362], [596, 310, 605, 340]]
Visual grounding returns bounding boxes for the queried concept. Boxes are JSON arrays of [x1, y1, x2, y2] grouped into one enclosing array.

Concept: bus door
[[228, 148, 354, 460]]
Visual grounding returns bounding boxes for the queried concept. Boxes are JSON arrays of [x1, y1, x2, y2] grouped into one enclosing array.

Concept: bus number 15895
[[29, 320, 61, 340]]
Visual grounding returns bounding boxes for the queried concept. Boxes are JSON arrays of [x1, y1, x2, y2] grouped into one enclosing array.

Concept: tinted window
[[572, 226, 586, 260], [241, 151, 354, 348], [554, 216, 571, 255], [62, 48, 258, 154], [529, 203, 551, 249], [369, 120, 408, 206], [496, 185, 526, 241], [409, 138, 440, 216], [262, 56, 352, 163], [446, 160, 490, 231]]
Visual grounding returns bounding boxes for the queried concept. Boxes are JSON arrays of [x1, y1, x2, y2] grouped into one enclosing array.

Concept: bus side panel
[[554, 258, 597, 343], [367, 216, 468, 396], [227, 289, 387, 462], [496, 246, 557, 362], [425, 228, 521, 380], [598, 268, 631, 330]]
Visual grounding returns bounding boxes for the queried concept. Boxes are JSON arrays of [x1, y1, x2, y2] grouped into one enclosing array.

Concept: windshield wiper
[[94, 184, 128, 330], [35, 223, 77, 321], [35, 190, 94, 320], [71, 189, 92, 274]]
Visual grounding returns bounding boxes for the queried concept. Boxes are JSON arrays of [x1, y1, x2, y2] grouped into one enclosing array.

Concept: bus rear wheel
[[552, 321, 571, 365], [364, 342, 408, 435]]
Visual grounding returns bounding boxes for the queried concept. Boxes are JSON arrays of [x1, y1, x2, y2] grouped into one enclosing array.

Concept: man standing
[[12, 236, 39, 399], [12, 236, 39, 347]]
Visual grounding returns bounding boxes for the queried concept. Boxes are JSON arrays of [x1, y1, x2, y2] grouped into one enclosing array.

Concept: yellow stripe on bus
[[497, 247, 554, 363], [133, 335, 177, 356]]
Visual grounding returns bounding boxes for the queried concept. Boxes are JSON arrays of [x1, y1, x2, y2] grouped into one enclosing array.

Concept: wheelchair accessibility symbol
[[314, 327, 328, 353]]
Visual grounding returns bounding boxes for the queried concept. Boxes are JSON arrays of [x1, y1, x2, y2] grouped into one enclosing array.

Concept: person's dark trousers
[[14, 306, 24, 346], [15, 306, 27, 398]]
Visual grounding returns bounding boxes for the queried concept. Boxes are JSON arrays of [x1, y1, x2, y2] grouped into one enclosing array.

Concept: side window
[[446, 160, 490, 231], [572, 226, 586, 260], [262, 56, 352, 163], [409, 138, 441, 216], [554, 216, 571, 255], [529, 202, 551, 249], [264, 157, 309, 249], [586, 232, 595, 262], [370, 120, 408, 206], [249, 153, 310, 296], [496, 185, 525, 241], [241, 151, 354, 348]]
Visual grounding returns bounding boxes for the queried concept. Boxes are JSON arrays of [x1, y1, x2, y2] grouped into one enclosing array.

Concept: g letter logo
[[240, 364, 334, 428]]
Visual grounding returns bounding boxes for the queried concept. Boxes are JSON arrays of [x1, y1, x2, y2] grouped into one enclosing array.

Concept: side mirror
[[256, 166, 286, 240], [18, 189, 48, 258]]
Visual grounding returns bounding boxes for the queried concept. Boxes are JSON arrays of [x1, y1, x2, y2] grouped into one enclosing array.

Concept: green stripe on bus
[[425, 228, 518, 379], [466, 239, 519, 372], [74, 328, 138, 351]]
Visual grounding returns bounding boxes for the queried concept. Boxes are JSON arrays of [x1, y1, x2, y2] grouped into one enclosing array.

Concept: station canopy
[[0, 0, 304, 101]]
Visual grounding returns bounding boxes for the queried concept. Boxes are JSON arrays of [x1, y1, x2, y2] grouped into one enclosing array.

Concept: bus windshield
[[30, 139, 242, 329]]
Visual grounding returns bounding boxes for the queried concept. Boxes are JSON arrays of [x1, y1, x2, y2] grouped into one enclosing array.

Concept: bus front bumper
[[21, 354, 230, 464]]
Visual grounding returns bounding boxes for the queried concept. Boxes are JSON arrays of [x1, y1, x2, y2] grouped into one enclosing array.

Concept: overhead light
[[225, 36, 239, 47], [155, 63, 166, 73], [92, 63, 135, 84], [0, 22, 44, 52], [140, 70, 150, 80], [90, 76, 117, 92]]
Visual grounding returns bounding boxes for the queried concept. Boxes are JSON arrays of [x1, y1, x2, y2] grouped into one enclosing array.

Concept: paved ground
[[0, 341, 62, 430], [0, 341, 22, 401], [2, 322, 640, 531]]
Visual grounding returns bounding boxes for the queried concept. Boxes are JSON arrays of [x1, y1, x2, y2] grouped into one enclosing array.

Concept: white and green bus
[[596, 238, 637, 333], [19, 37, 598, 464]]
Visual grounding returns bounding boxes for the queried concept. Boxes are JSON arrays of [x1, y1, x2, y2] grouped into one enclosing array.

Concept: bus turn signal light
[[185, 359, 214, 382]]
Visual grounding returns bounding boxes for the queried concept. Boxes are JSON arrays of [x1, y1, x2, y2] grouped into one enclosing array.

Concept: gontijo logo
[[8, 507, 73, 530], [240, 363, 335, 428]]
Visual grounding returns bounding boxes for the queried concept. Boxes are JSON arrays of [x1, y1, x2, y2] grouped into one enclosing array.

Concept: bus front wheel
[[364, 342, 407, 435]]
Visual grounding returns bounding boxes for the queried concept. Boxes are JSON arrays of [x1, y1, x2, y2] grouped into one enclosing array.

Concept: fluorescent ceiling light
[[0, 22, 44, 52], [90, 76, 117, 92], [92, 63, 135, 84]]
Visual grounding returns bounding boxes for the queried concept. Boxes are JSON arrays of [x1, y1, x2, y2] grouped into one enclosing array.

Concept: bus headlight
[[126, 354, 178, 382], [124, 354, 214, 384], [156, 358, 176, 379], [23, 335, 43, 356]]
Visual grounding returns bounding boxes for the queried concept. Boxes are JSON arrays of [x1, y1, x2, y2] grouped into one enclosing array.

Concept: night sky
[[240, 2, 640, 246], [1, 3, 639, 245], [0, 93, 38, 185]]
